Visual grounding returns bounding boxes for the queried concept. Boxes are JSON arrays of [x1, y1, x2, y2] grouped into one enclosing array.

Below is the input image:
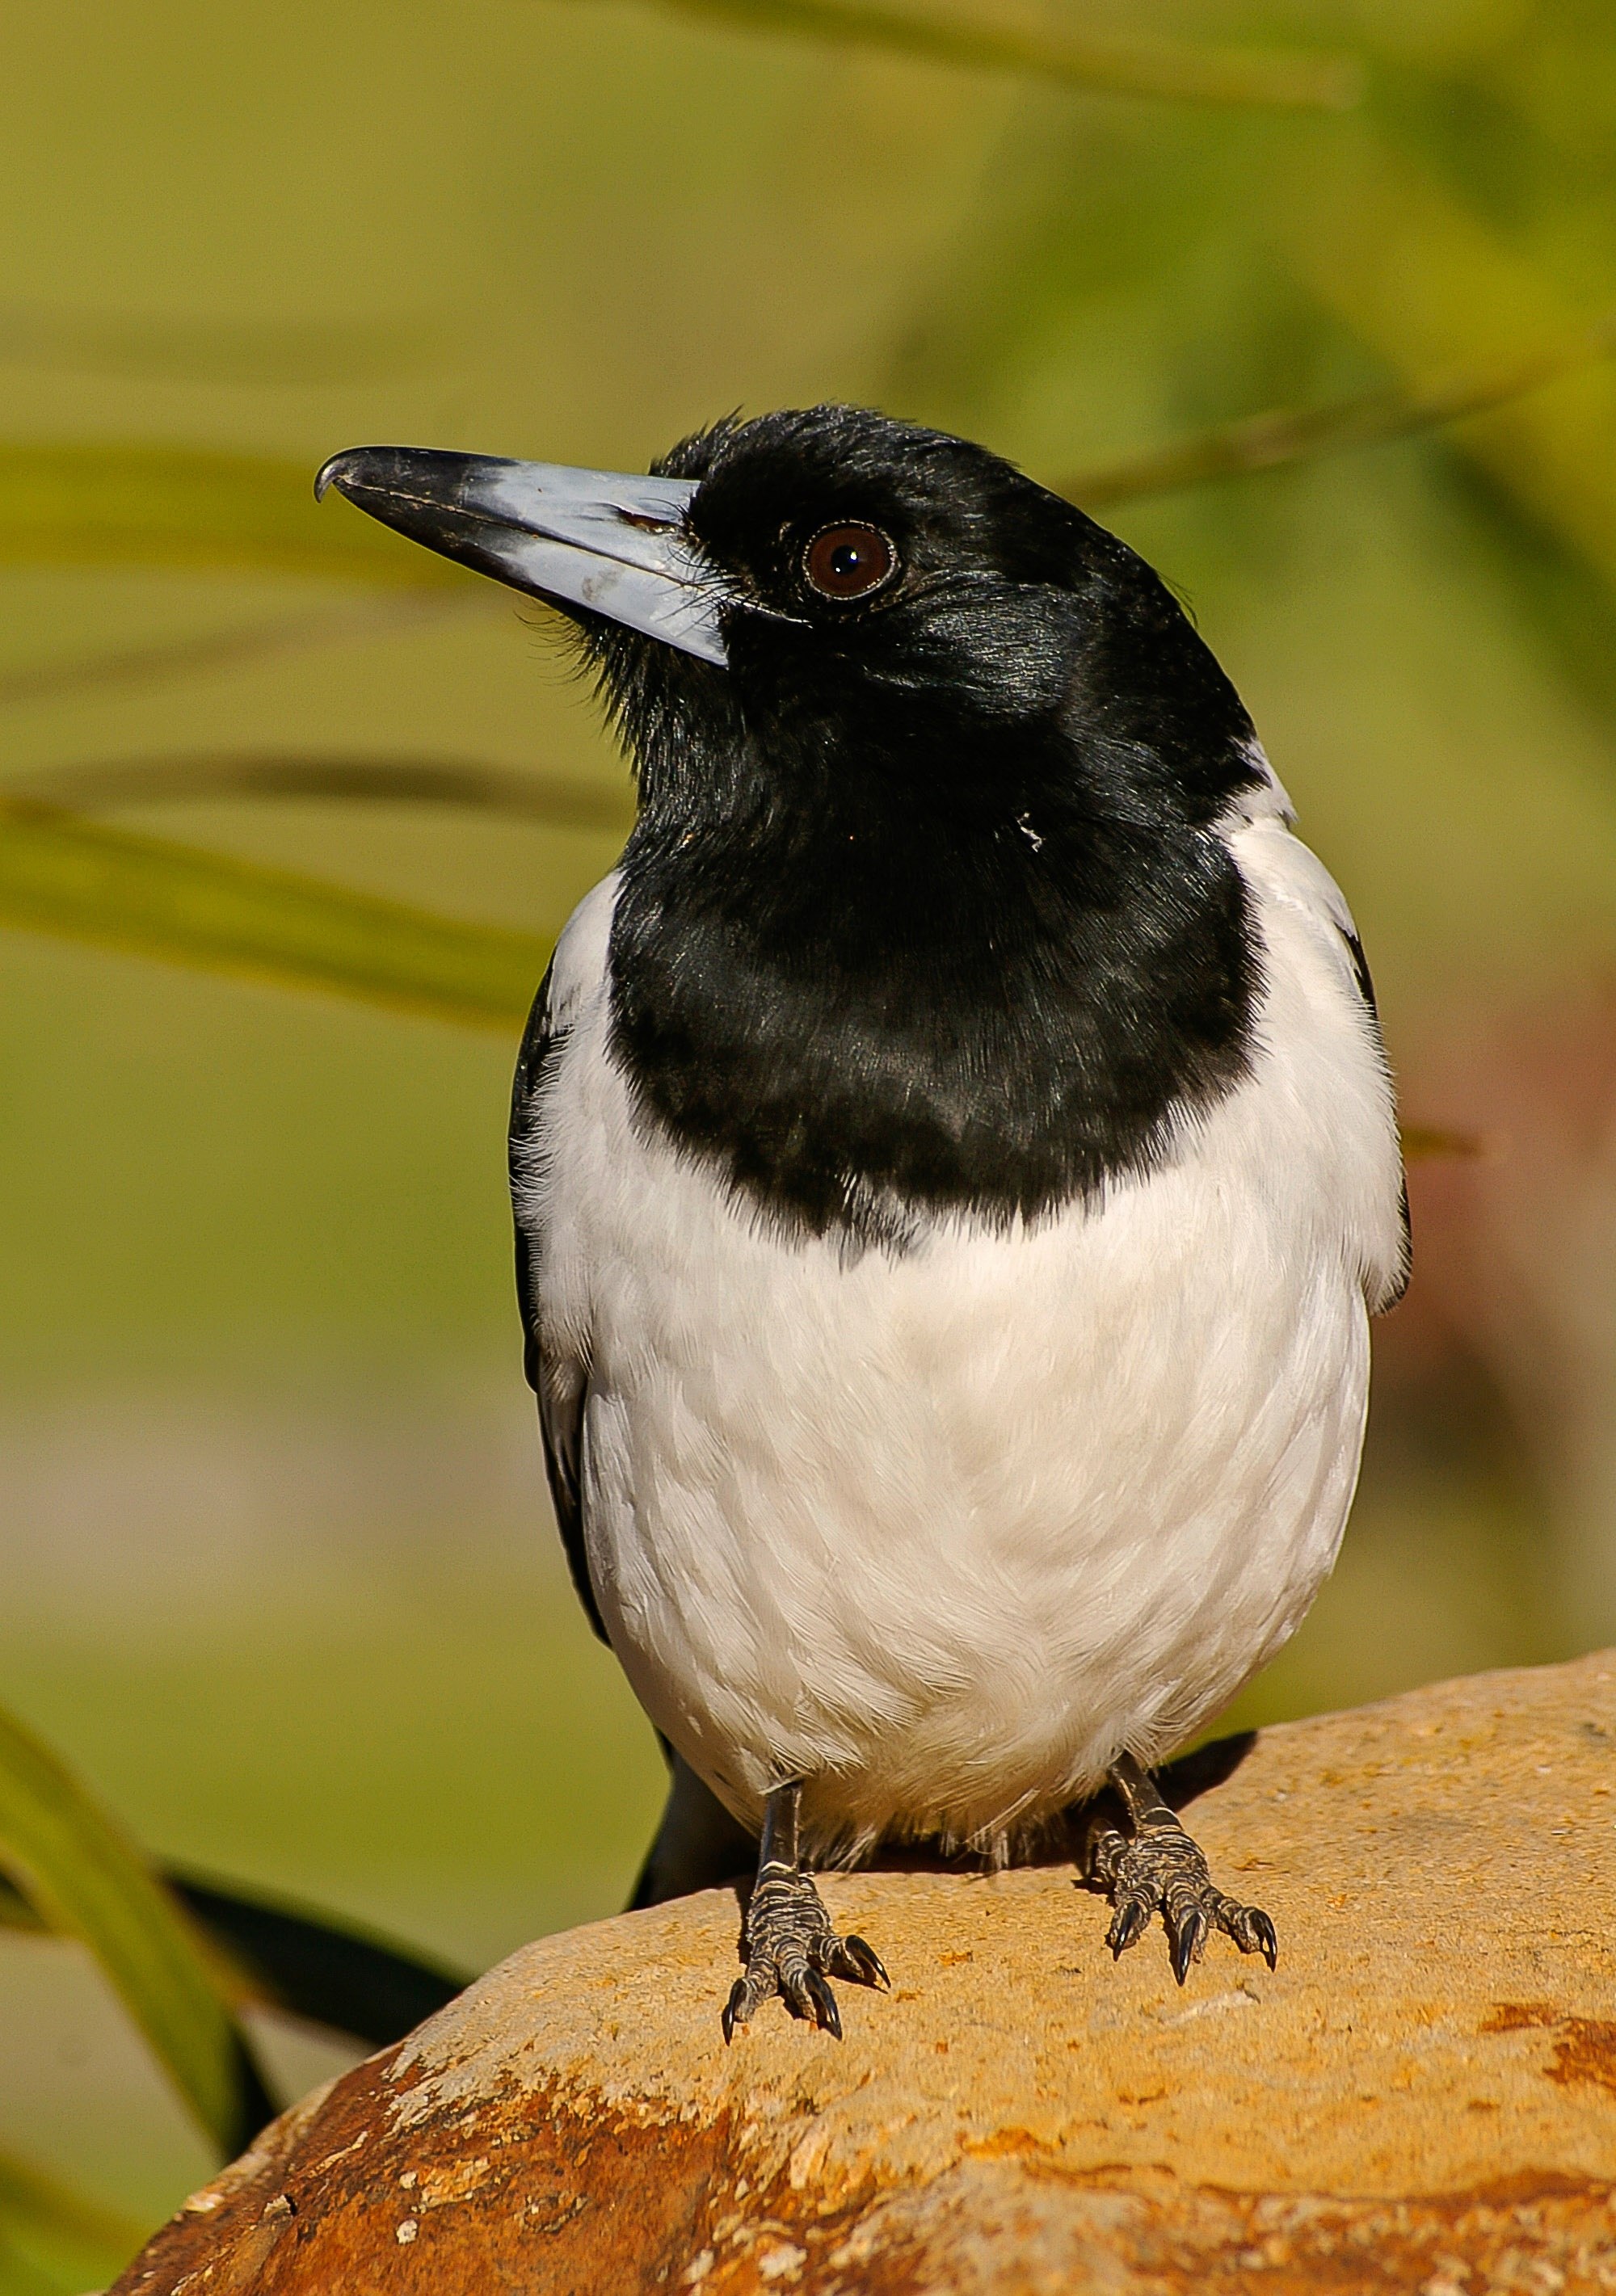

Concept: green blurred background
[[3, 0, 1616, 2266]]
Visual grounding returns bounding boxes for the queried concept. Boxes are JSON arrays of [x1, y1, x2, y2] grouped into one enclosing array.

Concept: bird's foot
[[1085, 1803, 1277, 1985], [723, 1865, 888, 2042]]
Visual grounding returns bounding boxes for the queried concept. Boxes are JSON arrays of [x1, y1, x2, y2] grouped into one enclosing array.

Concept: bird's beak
[[314, 445, 726, 666]]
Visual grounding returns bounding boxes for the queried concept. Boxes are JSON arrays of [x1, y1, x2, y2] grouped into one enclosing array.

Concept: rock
[[115, 1655, 1616, 2294]]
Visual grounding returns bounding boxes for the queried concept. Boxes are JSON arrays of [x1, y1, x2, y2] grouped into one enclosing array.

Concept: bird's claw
[[1087, 1813, 1277, 1983], [722, 1869, 889, 2042]]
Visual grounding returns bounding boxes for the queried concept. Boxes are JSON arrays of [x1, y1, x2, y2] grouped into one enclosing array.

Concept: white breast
[[519, 793, 1404, 1864]]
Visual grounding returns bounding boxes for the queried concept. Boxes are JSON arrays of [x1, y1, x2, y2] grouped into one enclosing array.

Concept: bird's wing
[[1332, 922, 1412, 1312], [1227, 785, 1410, 1312], [1262, 832, 1410, 1307], [510, 959, 609, 1645]]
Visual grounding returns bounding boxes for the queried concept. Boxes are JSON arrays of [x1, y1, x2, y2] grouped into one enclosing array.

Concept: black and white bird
[[318, 407, 1408, 2038]]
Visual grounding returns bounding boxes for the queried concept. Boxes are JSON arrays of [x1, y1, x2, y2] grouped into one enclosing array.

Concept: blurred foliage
[[13, 751, 633, 832], [0, 1699, 465, 2285], [0, 309, 442, 389], [0, 2151, 148, 2296], [0, 799, 550, 1029], [579, 0, 1366, 107], [1062, 313, 1616, 505], [0, 444, 459, 585], [3, 0, 1616, 2283], [0, 1703, 267, 2158]]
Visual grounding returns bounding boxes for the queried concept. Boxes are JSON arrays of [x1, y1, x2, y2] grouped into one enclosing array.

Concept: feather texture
[[512, 789, 1404, 1865]]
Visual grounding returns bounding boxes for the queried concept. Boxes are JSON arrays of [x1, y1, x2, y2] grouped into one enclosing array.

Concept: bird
[[317, 406, 1408, 2040]]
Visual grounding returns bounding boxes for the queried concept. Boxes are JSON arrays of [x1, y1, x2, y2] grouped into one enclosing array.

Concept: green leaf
[[0, 2151, 150, 2294], [1274, 140, 1616, 594], [0, 304, 441, 387], [0, 1701, 269, 2157], [17, 751, 633, 836], [0, 441, 463, 584], [0, 799, 551, 1028], [0, 1869, 43, 1931], [0, 801, 1478, 1153], [167, 1871, 467, 2047], [567, 0, 1362, 108], [6, 1852, 466, 2048], [1058, 315, 1616, 507], [0, 2232, 65, 2296], [0, 594, 481, 712]]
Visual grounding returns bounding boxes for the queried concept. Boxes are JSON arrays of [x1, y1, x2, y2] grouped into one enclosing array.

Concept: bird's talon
[[1168, 1903, 1207, 1985], [806, 1966, 842, 2037], [726, 1859, 885, 2040], [842, 1933, 890, 1990], [1086, 1798, 1276, 1980], [722, 1979, 750, 2044], [1107, 1895, 1150, 1958]]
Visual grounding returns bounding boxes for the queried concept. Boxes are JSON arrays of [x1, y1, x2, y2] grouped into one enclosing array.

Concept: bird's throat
[[608, 800, 1259, 1247]]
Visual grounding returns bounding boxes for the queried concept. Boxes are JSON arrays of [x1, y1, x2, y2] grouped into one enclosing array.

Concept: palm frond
[[1058, 315, 1616, 507], [564, 0, 1361, 108], [0, 1702, 271, 2157], [1276, 141, 1616, 591], [0, 595, 483, 713], [0, 799, 549, 1028], [167, 1872, 466, 2047], [0, 442, 462, 584], [0, 305, 441, 387], [2, 1857, 464, 2048], [14, 751, 632, 835]]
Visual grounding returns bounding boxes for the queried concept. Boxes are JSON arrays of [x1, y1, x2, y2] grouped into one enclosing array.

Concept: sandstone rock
[[115, 1655, 1616, 2294]]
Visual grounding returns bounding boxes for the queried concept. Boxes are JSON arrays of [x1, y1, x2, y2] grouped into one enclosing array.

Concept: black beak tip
[[315, 445, 411, 504], [314, 448, 364, 504]]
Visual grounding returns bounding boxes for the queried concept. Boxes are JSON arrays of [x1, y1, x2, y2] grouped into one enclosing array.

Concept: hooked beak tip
[[314, 449, 359, 503]]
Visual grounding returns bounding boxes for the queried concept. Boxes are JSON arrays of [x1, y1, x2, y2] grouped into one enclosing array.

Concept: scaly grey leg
[[722, 1782, 889, 2042], [1082, 1751, 1277, 1985]]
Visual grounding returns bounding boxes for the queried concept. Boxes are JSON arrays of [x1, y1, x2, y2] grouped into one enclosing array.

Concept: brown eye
[[802, 523, 897, 599]]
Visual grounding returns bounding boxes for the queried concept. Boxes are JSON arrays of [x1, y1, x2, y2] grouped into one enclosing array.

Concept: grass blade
[[0, 595, 484, 713], [566, 0, 1361, 107], [6, 1854, 466, 2046], [168, 1873, 467, 2047], [0, 2152, 151, 2293], [0, 1871, 42, 1932], [1275, 144, 1616, 594], [0, 1702, 271, 2157], [0, 799, 551, 1028], [15, 751, 633, 835], [1058, 317, 1616, 508], [0, 441, 462, 584], [0, 305, 440, 388]]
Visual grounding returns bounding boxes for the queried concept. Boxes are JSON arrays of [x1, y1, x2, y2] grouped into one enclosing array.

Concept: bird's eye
[[802, 524, 897, 600]]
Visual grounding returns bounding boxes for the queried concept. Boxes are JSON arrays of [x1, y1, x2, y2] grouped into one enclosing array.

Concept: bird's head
[[316, 405, 1260, 840], [319, 407, 1270, 1231]]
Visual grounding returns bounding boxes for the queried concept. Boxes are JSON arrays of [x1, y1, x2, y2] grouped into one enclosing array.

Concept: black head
[[321, 406, 1267, 1245], [583, 405, 1260, 839]]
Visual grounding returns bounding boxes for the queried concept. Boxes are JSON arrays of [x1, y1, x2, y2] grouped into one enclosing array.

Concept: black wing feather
[[510, 963, 609, 1642], [1340, 925, 1412, 1310]]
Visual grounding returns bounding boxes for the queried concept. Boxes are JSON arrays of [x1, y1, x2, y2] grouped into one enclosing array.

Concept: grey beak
[[314, 446, 726, 666]]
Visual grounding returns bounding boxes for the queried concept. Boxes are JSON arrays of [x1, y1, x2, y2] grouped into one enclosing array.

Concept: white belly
[[525, 808, 1402, 1863]]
